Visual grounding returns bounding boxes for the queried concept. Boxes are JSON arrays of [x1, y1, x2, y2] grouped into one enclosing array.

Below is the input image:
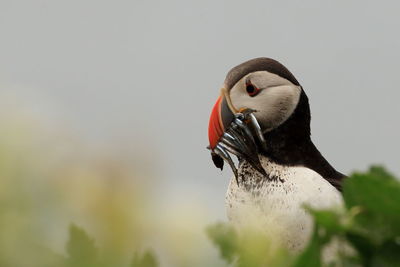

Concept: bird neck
[[261, 90, 345, 190]]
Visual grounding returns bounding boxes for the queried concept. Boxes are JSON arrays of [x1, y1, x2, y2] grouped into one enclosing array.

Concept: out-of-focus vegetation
[[1, 109, 399, 267], [208, 166, 400, 267], [0, 111, 156, 266], [0, 108, 223, 267]]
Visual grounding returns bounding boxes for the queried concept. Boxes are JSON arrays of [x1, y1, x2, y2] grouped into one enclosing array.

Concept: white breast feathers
[[225, 155, 343, 252]]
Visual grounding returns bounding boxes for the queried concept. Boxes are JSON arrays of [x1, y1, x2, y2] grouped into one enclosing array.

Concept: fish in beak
[[207, 89, 268, 183]]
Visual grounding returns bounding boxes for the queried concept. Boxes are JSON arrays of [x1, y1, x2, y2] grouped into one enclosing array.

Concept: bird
[[207, 57, 346, 252]]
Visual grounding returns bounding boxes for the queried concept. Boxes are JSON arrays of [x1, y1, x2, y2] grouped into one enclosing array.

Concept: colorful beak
[[207, 90, 268, 180], [208, 91, 236, 149]]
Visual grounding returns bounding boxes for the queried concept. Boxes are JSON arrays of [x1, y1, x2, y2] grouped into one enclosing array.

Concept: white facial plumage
[[229, 71, 302, 132]]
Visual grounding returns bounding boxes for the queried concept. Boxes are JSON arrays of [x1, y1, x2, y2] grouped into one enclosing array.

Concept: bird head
[[208, 58, 309, 176]]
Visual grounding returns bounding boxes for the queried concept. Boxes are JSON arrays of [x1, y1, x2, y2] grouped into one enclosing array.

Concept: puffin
[[207, 57, 346, 251]]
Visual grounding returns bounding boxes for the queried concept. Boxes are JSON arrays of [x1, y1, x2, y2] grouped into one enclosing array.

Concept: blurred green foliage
[[131, 249, 158, 267], [0, 116, 157, 267], [63, 224, 158, 267], [0, 114, 399, 266], [66, 224, 98, 267], [207, 166, 400, 267], [0, 114, 221, 267]]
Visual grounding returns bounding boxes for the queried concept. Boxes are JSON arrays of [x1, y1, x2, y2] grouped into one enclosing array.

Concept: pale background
[[1, 1, 399, 263]]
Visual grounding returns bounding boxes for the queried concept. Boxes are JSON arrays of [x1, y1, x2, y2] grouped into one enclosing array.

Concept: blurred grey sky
[[1, 0, 400, 218]]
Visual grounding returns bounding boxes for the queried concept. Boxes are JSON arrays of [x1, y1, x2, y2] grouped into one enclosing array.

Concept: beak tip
[[211, 153, 224, 170]]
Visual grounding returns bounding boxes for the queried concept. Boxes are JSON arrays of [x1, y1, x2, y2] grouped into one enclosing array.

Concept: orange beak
[[208, 92, 235, 150], [207, 90, 267, 178], [208, 95, 224, 149]]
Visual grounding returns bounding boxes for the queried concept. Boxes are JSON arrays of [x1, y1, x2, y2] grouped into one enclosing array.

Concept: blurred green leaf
[[368, 166, 395, 181], [292, 225, 323, 267], [131, 249, 158, 267], [370, 241, 400, 267], [207, 223, 294, 267], [345, 232, 374, 265], [343, 166, 400, 244], [206, 222, 238, 263], [305, 207, 345, 235], [66, 224, 98, 267]]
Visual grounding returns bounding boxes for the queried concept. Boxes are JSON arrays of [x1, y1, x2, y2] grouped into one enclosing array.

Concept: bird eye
[[246, 82, 260, 97]]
